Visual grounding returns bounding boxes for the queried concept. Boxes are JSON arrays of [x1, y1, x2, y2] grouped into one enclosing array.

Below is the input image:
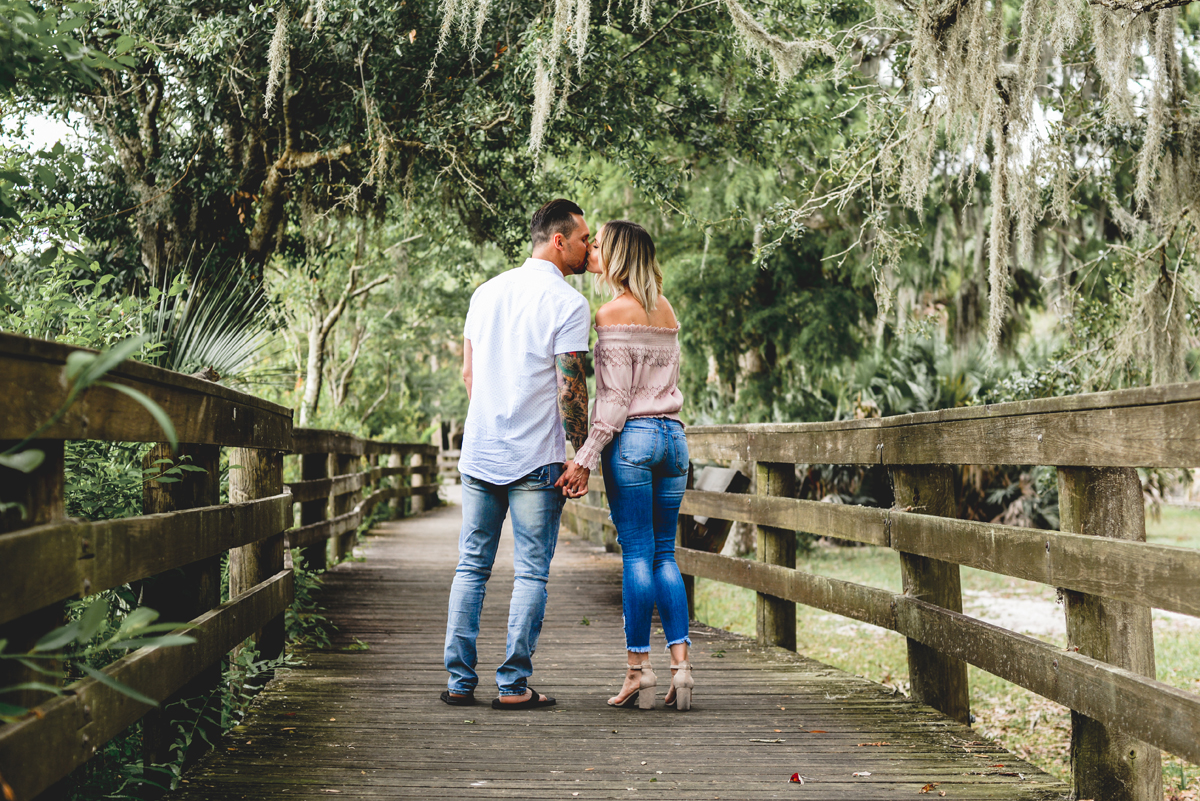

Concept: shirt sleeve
[[573, 343, 631, 471], [554, 293, 591, 354], [463, 293, 478, 341]]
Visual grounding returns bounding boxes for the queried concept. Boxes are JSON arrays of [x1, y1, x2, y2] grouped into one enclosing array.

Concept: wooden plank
[[562, 500, 612, 526], [889, 511, 1200, 618], [680, 492, 1200, 618], [286, 472, 366, 504], [0, 494, 292, 625], [0, 333, 292, 448], [680, 491, 890, 546], [893, 595, 1200, 767], [676, 547, 1200, 765], [0, 439, 65, 713], [299, 452, 329, 571], [139, 442, 223, 776], [755, 462, 796, 651], [229, 449, 286, 660], [291, 429, 364, 456], [287, 510, 362, 551], [1057, 467, 1159, 801], [687, 396, 1200, 468], [376, 464, 437, 479], [361, 441, 438, 457], [0, 570, 293, 801], [890, 466, 970, 726]]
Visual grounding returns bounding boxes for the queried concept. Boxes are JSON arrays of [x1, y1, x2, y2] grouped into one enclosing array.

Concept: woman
[[573, 220, 693, 711]]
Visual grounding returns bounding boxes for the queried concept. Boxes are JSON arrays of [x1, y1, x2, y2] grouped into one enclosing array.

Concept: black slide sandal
[[440, 690, 476, 706], [491, 687, 556, 710]]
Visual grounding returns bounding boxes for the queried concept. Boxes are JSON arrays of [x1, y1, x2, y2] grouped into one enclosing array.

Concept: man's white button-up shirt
[[458, 258, 591, 484]]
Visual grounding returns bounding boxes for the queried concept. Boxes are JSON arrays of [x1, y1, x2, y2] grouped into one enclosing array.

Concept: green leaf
[[112, 34, 136, 54], [97, 382, 176, 449], [105, 634, 196, 651], [0, 449, 45, 473], [111, 622, 182, 637], [0, 639, 6, 653], [65, 350, 96, 383], [16, 658, 62, 677], [0, 702, 28, 718], [116, 607, 159, 637], [77, 597, 110, 642], [33, 619, 82, 652], [74, 335, 148, 389], [79, 664, 159, 707], [177, 464, 208, 472], [2, 682, 63, 696]]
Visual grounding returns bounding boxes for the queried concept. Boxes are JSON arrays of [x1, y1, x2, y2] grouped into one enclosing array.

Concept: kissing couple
[[440, 198, 694, 712]]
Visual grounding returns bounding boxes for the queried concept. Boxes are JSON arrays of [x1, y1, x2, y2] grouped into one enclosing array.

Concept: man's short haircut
[[531, 199, 584, 247]]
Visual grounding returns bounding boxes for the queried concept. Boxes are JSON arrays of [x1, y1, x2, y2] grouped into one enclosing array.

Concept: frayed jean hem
[[625, 644, 652, 653], [665, 636, 692, 648]]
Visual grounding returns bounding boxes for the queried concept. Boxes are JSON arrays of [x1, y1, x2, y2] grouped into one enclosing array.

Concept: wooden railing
[[561, 383, 1200, 801], [0, 332, 435, 801]]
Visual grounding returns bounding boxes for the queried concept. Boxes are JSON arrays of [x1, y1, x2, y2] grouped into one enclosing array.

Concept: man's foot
[[491, 687, 556, 709], [440, 689, 477, 706]]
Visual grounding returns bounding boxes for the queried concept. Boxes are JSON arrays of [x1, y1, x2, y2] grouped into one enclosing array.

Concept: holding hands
[[556, 460, 590, 498]]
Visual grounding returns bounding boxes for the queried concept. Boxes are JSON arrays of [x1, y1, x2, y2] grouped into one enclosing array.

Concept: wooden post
[[1057, 467, 1162, 801], [300, 452, 329, 571], [228, 448, 285, 661], [388, 450, 405, 518], [140, 443, 222, 778], [677, 463, 696, 620], [890, 465, 971, 725], [332, 453, 358, 560], [410, 452, 425, 514], [0, 440, 65, 712], [755, 462, 796, 650]]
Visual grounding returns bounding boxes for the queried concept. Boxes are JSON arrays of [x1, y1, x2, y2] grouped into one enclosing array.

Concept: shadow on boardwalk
[[170, 489, 1066, 800]]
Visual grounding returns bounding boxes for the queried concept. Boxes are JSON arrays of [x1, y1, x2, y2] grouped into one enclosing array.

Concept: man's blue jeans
[[444, 464, 565, 696], [601, 418, 692, 653]]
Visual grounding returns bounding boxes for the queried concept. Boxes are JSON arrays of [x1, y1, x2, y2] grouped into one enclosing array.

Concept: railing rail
[[562, 381, 1200, 801], [0, 332, 436, 801]]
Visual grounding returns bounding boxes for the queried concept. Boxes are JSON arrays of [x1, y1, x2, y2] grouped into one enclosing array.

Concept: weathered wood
[[298, 452, 329, 571], [410, 453, 426, 514], [162, 500, 1063, 801], [688, 391, 1200, 468], [680, 490, 1200, 616], [676, 547, 1200, 765], [1057, 467, 1161, 801], [0, 439, 65, 713], [890, 465, 970, 726], [287, 510, 362, 551], [562, 499, 612, 526], [290, 428, 363, 456], [687, 466, 750, 554], [0, 495, 291, 626], [680, 490, 891, 547], [228, 449, 286, 660], [0, 571, 292, 801], [0, 334, 292, 449], [755, 462, 796, 651], [332, 454, 360, 560], [387, 452, 405, 518], [139, 443, 223, 777]]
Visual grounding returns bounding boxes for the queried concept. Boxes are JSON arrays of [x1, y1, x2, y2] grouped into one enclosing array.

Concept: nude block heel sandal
[[608, 661, 657, 709], [666, 661, 693, 711]]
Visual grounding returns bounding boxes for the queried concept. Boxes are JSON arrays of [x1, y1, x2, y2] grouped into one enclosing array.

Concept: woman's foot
[[663, 661, 693, 710], [608, 666, 643, 707]]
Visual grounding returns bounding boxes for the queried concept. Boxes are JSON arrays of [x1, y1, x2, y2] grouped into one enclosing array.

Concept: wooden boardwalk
[[170, 491, 1067, 800]]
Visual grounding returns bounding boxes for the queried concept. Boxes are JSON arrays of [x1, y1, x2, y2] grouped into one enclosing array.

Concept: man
[[441, 198, 593, 710]]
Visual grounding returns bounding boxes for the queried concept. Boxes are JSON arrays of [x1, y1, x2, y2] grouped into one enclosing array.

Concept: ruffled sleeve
[[573, 342, 632, 471]]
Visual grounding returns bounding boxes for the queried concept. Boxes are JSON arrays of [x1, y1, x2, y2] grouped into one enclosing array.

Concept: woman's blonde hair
[[596, 220, 662, 312]]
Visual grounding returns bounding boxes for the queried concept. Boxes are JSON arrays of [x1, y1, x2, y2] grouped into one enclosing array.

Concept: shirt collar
[[522, 257, 564, 278]]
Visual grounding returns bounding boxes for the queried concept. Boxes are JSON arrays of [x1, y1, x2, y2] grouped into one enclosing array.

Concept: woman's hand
[[556, 461, 590, 498]]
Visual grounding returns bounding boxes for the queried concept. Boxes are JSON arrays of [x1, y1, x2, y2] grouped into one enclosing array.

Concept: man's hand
[[556, 460, 590, 498]]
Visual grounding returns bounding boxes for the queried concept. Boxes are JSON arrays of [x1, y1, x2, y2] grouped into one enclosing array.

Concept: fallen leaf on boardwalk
[[789, 773, 804, 784], [329, 718, 336, 721], [1, 771, 14, 801], [990, 764, 1004, 768], [919, 782, 939, 793], [852, 772, 871, 777], [749, 739, 785, 743], [938, 793, 946, 797], [585, 768, 594, 771], [857, 742, 889, 747], [806, 730, 827, 734], [774, 729, 782, 733]]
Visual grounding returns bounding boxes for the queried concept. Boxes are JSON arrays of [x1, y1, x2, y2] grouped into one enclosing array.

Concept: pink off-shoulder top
[[573, 323, 684, 471]]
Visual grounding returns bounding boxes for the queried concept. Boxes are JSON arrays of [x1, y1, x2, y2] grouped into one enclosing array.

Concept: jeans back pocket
[[668, 430, 690, 477], [618, 428, 658, 466]]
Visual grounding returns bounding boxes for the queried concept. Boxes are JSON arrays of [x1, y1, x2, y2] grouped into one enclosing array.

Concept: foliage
[[64, 441, 149, 520]]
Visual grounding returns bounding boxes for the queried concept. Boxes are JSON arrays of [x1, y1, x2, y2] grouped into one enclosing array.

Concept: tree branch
[[1087, 0, 1193, 12]]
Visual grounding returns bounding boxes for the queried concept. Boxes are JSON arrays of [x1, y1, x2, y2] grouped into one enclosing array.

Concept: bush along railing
[[560, 383, 1200, 801], [0, 332, 436, 801]]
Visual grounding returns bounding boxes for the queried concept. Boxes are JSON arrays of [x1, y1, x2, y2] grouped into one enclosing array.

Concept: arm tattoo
[[555, 352, 589, 451]]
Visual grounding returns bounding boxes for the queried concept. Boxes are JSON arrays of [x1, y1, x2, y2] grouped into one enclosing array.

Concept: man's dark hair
[[531, 199, 584, 247]]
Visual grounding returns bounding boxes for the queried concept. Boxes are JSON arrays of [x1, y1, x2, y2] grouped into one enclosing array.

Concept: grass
[[693, 504, 1200, 798]]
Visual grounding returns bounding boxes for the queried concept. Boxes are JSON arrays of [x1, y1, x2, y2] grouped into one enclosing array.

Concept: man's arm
[[555, 351, 590, 497], [555, 351, 588, 449], [462, 338, 473, 400]]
